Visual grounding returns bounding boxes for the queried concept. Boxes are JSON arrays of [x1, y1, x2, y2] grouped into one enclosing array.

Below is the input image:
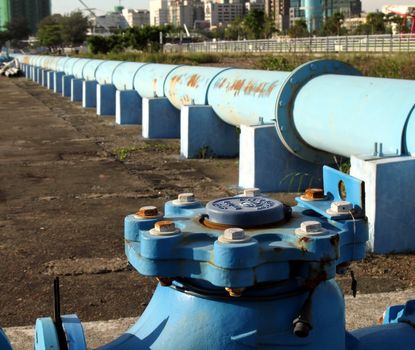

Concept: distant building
[[265, 0, 290, 32], [122, 9, 150, 27], [89, 11, 129, 34], [245, 0, 265, 13], [205, 1, 244, 27], [149, 0, 169, 25], [266, 0, 362, 33], [168, 0, 204, 28], [0, 0, 51, 34], [324, 0, 362, 18]]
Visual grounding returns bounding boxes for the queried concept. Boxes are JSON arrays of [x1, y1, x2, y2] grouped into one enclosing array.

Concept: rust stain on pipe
[[187, 74, 200, 88]]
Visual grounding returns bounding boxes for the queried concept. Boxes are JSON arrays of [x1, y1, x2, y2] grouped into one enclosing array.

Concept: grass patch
[[113, 142, 179, 161], [76, 50, 415, 79], [77, 51, 222, 65]]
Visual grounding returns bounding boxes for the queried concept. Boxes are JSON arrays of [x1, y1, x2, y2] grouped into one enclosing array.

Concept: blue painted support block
[[54, 72, 64, 94], [71, 78, 83, 102], [142, 97, 180, 139], [47, 71, 54, 90], [35, 68, 42, 84], [34, 68, 39, 82], [116, 90, 142, 125], [42, 70, 49, 87], [39, 69, 45, 85], [239, 124, 323, 192], [350, 155, 415, 253], [181, 105, 239, 158], [82, 81, 97, 108], [62, 75, 74, 97], [97, 83, 116, 116]]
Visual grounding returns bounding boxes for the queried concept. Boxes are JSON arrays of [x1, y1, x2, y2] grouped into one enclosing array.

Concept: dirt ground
[[0, 76, 414, 328]]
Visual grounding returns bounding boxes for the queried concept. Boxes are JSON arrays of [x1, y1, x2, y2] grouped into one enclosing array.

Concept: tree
[[288, 19, 309, 38], [322, 12, 347, 36], [225, 17, 244, 40], [60, 11, 89, 47], [87, 35, 111, 54], [242, 10, 275, 39], [37, 15, 63, 50], [366, 12, 386, 34]]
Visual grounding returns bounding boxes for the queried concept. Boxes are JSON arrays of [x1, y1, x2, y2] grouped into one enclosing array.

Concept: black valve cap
[[293, 318, 312, 338]]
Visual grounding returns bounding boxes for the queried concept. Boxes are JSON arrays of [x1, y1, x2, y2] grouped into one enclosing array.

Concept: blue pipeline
[[12, 54, 415, 163]]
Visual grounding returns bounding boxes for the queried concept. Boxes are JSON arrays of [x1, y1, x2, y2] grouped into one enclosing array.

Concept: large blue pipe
[[13, 54, 415, 163]]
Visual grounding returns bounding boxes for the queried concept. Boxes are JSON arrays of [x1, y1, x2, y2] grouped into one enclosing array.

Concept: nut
[[243, 188, 261, 197], [224, 227, 245, 241], [149, 220, 180, 236], [173, 192, 197, 206], [155, 220, 176, 233], [330, 201, 353, 214], [301, 221, 322, 233], [218, 227, 251, 243], [178, 193, 195, 203], [136, 206, 158, 218], [295, 220, 326, 236], [303, 188, 325, 200]]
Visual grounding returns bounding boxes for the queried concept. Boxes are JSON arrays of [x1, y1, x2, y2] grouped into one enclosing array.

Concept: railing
[[164, 33, 415, 54]]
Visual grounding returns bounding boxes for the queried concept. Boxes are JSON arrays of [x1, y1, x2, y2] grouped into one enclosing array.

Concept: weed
[[114, 146, 139, 161], [114, 142, 179, 161], [279, 172, 317, 192], [198, 146, 211, 159]]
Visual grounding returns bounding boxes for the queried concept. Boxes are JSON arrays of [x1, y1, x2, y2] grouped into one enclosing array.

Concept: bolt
[[243, 188, 261, 197], [136, 206, 158, 218], [300, 221, 322, 233], [225, 287, 245, 297], [330, 201, 353, 214], [303, 188, 325, 200], [154, 220, 176, 233], [224, 227, 245, 241], [178, 192, 195, 203]]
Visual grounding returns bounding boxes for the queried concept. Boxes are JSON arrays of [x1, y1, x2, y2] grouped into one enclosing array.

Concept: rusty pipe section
[[13, 54, 415, 163]]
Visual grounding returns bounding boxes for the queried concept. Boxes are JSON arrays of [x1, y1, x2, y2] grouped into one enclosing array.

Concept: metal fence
[[164, 34, 415, 54]]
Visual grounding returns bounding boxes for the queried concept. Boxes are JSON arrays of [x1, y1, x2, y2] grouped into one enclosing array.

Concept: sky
[[51, 0, 415, 14]]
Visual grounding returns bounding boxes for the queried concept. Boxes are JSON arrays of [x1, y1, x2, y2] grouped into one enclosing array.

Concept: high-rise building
[[122, 9, 150, 27], [265, 0, 290, 32], [0, 0, 51, 33], [324, 0, 361, 18], [205, 1, 244, 27], [168, 0, 204, 28], [149, 0, 169, 25]]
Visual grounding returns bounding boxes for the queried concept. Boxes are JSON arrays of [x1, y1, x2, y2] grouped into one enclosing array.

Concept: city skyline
[[52, 0, 415, 14]]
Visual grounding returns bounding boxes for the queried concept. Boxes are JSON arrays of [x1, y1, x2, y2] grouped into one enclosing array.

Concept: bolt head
[[178, 192, 195, 203], [243, 188, 261, 197], [155, 220, 176, 233], [300, 221, 322, 233], [304, 188, 325, 200], [224, 227, 245, 241], [137, 206, 158, 218], [331, 201, 353, 214]]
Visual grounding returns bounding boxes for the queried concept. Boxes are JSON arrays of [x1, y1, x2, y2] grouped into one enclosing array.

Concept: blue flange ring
[[275, 59, 361, 164]]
